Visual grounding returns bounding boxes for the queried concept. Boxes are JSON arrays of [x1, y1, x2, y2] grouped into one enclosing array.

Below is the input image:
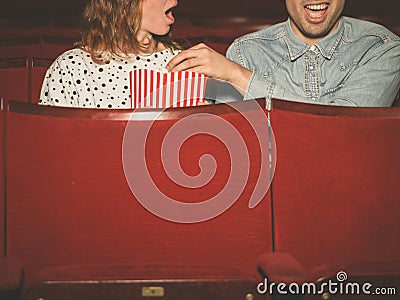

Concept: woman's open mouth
[[165, 6, 176, 23]]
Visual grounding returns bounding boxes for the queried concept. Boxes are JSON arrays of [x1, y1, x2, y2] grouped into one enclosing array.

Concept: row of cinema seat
[[0, 35, 76, 61], [0, 57, 52, 104], [1, 14, 399, 105], [0, 16, 281, 105], [0, 98, 399, 299], [0, 17, 79, 59], [2, 14, 399, 60], [0, 19, 74, 105], [0, 16, 279, 60]]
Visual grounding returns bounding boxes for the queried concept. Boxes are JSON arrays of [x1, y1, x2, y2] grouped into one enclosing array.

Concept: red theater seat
[[3, 100, 273, 299], [1, 98, 399, 299], [259, 100, 400, 299], [30, 57, 53, 104], [0, 58, 30, 102], [41, 36, 75, 59], [22, 265, 262, 300], [0, 103, 4, 260], [0, 35, 74, 60], [0, 37, 42, 59], [171, 17, 281, 54], [46, 18, 80, 40], [0, 57, 52, 104], [204, 36, 234, 55], [0, 18, 49, 40], [0, 258, 23, 300]]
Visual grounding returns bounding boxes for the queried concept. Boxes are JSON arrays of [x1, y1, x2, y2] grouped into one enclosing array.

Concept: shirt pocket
[[321, 56, 360, 100]]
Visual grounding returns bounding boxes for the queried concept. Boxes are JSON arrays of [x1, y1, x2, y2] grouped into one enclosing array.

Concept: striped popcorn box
[[130, 69, 207, 109]]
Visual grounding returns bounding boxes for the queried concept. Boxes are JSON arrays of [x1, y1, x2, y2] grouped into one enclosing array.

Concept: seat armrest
[[258, 252, 308, 284]]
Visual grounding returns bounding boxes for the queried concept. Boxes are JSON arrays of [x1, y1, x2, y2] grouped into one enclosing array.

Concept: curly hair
[[75, 0, 183, 63]]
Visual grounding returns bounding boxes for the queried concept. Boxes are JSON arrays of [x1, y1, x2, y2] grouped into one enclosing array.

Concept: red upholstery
[[1, 98, 399, 298], [264, 100, 400, 296], [0, 37, 73, 60], [258, 256, 400, 300], [30, 57, 53, 104], [0, 37, 42, 59], [258, 252, 307, 284], [0, 258, 23, 290], [4, 101, 273, 291], [171, 19, 278, 54], [174, 0, 286, 18], [0, 102, 4, 258], [41, 36, 75, 59], [0, 57, 52, 104], [0, 58, 29, 102], [0, 258, 23, 300], [204, 37, 233, 55], [0, 18, 48, 40]]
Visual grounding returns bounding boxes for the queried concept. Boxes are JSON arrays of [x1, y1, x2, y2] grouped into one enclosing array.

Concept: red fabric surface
[[0, 258, 23, 290], [41, 42, 74, 60], [270, 105, 400, 270], [258, 252, 307, 284], [0, 59, 29, 102], [0, 39, 42, 59], [0, 104, 4, 258], [30, 58, 53, 104], [4, 99, 399, 294], [5, 101, 273, 283]]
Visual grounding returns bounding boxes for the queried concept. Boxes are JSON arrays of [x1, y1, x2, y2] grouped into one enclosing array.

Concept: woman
[[39, 0, 187, 108]]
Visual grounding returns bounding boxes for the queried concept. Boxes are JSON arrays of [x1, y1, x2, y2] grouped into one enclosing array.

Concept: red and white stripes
[[130, 69, 207, 109]]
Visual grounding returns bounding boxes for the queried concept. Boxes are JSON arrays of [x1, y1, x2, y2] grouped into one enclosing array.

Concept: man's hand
[[166, 43, 252, 94]]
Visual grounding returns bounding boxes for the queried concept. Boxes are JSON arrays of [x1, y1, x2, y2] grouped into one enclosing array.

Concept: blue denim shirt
[[226, 17, 400, 107]]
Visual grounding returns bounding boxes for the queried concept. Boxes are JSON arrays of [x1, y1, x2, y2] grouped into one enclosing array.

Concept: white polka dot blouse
[[39, 48, 180, 109]]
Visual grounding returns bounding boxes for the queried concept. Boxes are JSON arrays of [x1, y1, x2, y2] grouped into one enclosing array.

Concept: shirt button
[[309, 65, 314, 70], [311, 97, 316, 101], [310, 45, 316, 52]]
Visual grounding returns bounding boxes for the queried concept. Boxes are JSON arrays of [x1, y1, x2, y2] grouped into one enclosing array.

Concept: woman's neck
[[137, 32, 166, 55]]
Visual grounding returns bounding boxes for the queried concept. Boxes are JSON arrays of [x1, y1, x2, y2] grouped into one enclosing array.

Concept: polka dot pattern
[[39, 48, 179, 108]]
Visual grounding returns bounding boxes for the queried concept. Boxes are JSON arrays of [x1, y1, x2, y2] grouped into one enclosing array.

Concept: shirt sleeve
[[39, 58, 79, 107], [226, 42, 312, 104]]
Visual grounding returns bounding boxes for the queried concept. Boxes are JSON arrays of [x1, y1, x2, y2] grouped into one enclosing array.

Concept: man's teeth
[[306, 4, 328, 11]]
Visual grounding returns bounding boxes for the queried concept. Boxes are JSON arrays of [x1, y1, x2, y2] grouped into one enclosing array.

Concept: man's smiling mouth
[[305, 3, 329, 11], [304, 3, 329, 20]]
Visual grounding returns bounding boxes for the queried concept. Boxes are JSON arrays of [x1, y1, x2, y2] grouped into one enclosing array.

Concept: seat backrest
[[0, 58, 29, 102], [0, 100, 4, 258], [0, 37, 42, 59], [41, 36, 75, 59], [0, 57, 52, 104], [270, 99, 400, 270], [4, 100, 273, 282], [30, 57, 53, 104]]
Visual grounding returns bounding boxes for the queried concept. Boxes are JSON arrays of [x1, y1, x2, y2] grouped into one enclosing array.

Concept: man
[[166, 0, 400, 107]]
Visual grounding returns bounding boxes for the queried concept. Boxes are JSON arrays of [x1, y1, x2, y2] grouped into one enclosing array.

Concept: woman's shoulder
[[150, 47, 181, 57], [52, 48, 92, 65]]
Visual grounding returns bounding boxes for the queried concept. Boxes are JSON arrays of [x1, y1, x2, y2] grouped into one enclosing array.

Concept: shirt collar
[[283, 17, 345, 61]]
